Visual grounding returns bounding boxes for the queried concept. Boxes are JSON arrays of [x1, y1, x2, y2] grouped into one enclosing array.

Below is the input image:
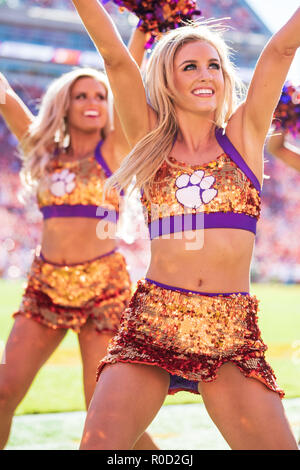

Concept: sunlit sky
[[247, 0, 300, 79], [247, 0, 299, 31]]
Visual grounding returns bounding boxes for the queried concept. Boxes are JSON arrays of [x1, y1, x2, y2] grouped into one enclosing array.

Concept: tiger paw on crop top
[[141, 128, 261, 240], [175, 170, 218, 209], [50, 169, 76, 198], [38, 140, 121, 222]]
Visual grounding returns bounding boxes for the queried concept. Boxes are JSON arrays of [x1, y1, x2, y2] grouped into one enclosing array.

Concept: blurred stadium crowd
[[0, 0, 300, 283], [1, 0, 266, 34]]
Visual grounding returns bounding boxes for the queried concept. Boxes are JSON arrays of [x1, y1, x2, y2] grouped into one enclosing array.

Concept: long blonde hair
[[21, 68, 112, 191], [107, 22, 244, 196]]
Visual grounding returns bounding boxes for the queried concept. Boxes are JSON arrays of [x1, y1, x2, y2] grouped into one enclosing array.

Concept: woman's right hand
[[0, 72, 34, 143], [0, 72, 10, 104]]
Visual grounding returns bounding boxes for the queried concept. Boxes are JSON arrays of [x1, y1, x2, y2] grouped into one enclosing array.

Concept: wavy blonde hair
[[21, 68, 112, 191], [107, 21, 244, 196]]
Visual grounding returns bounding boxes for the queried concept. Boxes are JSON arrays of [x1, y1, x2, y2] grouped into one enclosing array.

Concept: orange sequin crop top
[[141, 127, 261, 239], [37, 141, 121, 222]]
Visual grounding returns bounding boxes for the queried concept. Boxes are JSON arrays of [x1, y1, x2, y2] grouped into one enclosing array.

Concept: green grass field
[[0, 280, 300, 415]]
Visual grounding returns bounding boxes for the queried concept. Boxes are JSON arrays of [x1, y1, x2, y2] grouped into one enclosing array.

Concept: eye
[[75, 93, 86, 99], [96, 93, 106, 101], [209, 62, 220, 70], [183, 63, 196, 71]]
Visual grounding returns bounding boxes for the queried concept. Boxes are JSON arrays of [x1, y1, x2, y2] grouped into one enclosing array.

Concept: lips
[[83, 110, 100, 117], [192, 88, 215, 97]]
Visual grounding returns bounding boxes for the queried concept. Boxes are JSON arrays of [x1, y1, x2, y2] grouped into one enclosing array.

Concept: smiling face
[[66, 77, 108, 133], [173, 40, 225, 117]]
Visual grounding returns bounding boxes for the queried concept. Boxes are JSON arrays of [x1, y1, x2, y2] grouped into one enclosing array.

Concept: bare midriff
[[146, 228, 255, 293], [41, 218, 116, 264]]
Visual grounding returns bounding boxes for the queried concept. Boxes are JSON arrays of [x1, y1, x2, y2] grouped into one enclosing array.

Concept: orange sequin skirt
[[14, 250, 131, 333], [97, 279, 284, 398]]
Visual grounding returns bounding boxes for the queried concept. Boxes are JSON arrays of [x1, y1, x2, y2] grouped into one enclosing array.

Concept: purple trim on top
[[215, 127, 261, 194], [94, 140, 125, 197], [148, 212, 257, 239], [95, 140, 112, 178], [145, 278, 249, 296], [53, 146, 60, 157], [39, 248, 117, 267], [41, 204, 119, 222]]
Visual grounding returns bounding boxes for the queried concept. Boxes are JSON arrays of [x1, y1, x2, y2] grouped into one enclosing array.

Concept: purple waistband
[[148, 212, 257, 239], [39, 248, 117, 267], [145, 278, 249, 297], [40, 205, 119, 222]]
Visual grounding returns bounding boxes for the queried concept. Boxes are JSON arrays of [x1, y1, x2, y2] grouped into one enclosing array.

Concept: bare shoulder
[[101, 104, 158, 172], [225, 103, 264, 185]]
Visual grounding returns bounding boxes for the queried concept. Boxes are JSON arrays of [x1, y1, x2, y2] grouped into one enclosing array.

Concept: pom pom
[[103, 0, 202, 48], [273, 82, 300, 137]]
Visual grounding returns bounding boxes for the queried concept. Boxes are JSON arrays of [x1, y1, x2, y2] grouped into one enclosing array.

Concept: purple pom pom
[[103, 0, 201, 48], [273, 82, 300, 137]]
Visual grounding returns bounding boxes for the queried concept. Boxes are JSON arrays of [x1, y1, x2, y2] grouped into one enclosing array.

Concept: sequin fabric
[[97, 279, 284, 398], [141, 154, 261, 222], [37, 154, 120, 211], [14, 252, 131, 333]]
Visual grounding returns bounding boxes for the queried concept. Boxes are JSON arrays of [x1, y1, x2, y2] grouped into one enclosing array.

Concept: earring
[[54, 116, 70, 148], [62, 116, 70, 149], [63, 132, 70, 149]]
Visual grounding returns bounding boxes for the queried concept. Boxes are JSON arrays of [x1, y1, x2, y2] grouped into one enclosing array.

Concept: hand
[[0, 73, 9, 105], [291, 86, 300, 105]]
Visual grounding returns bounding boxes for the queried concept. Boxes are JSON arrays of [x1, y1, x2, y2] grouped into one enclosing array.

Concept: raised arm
[[267, 131, 300, 172], [111, 27, 148, 161], [0, 73, 34, 142], [71, 0, 151, 147], [128, 27, 147, 70], [244, 7, 300, 143]]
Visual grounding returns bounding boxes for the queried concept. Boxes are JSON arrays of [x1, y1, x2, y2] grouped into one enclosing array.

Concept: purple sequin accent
[[148, 212, 257, 239], [95, 140, 112, 178], [39, 248, 117, 267], [95, 140, 125, 196], [41, 205, 119, 222], [145, 277, 249, 296]]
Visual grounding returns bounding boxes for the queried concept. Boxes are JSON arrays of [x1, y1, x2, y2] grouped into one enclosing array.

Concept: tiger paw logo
[[175, 170, 217, 209], [50, 169, 76, 197]]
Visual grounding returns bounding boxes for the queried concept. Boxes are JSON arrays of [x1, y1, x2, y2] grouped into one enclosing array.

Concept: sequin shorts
[[97, 279, 284, 398], [14, 250, 131, 333]]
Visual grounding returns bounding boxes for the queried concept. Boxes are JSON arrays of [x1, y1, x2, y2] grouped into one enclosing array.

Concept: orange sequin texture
[[97, 280, 284, 398], [14, 252, 131, 334], [141, 154, 260, 222], [37, 155, 120, 211]]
